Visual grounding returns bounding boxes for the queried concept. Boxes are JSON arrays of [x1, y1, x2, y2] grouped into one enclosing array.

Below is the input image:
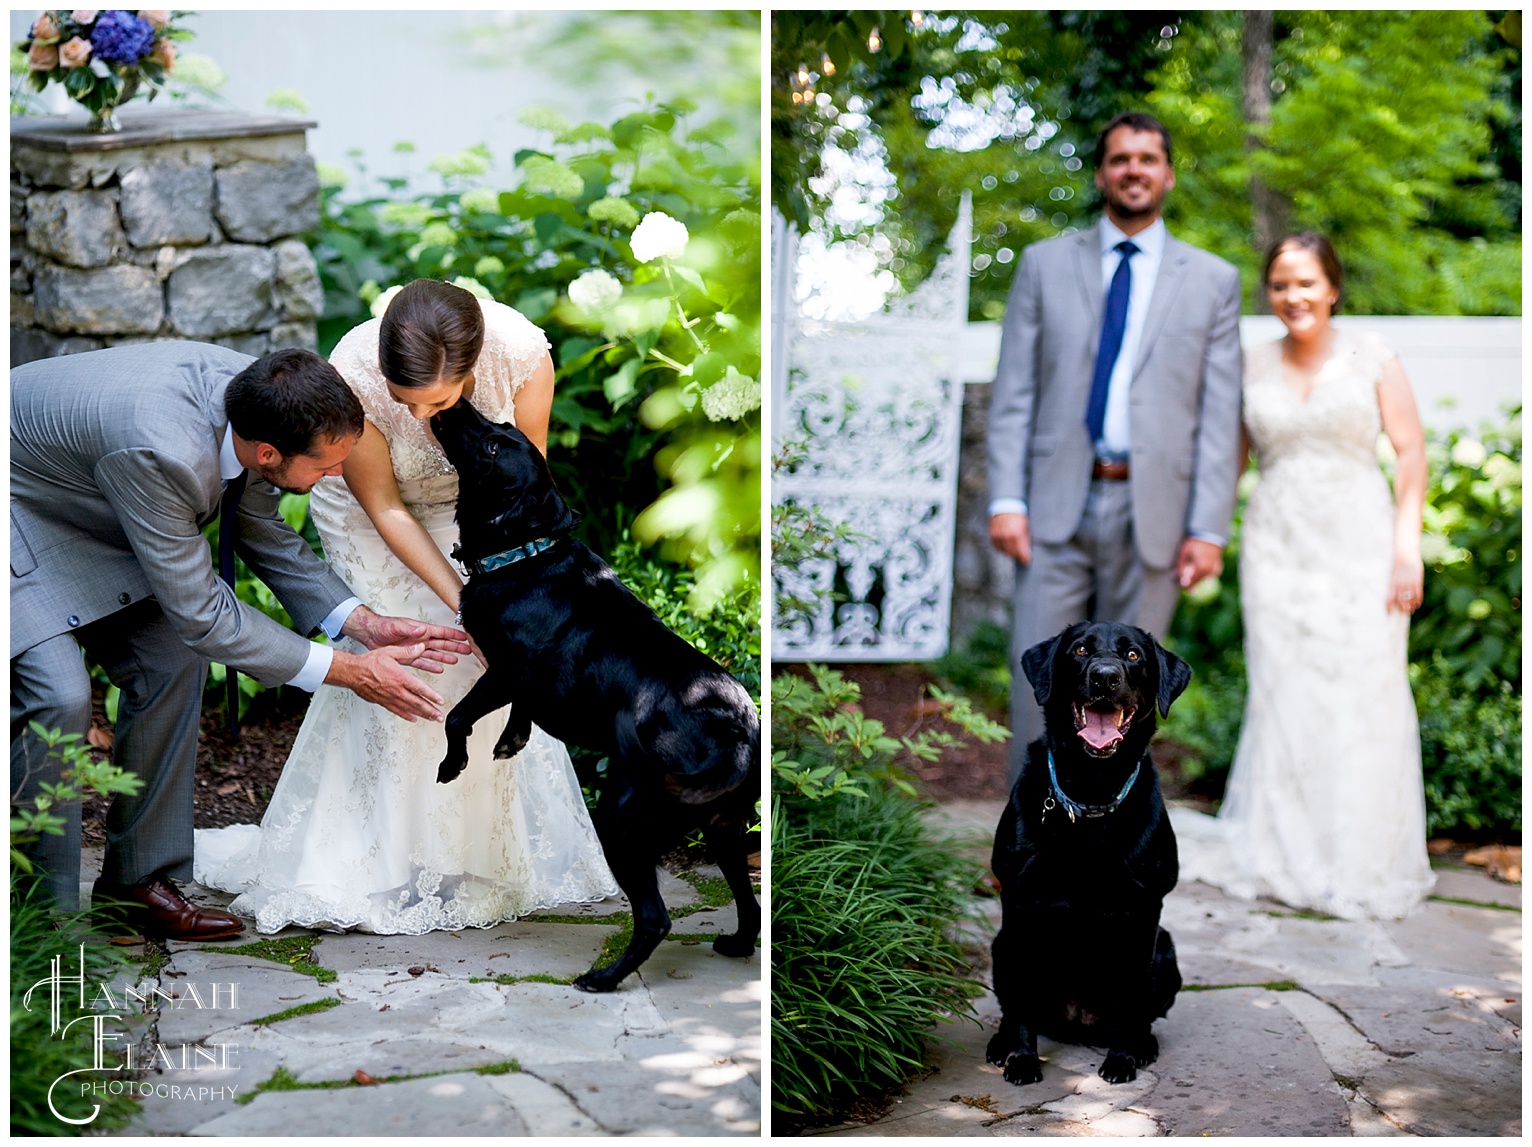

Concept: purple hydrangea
[[89, 10, 155, 66]]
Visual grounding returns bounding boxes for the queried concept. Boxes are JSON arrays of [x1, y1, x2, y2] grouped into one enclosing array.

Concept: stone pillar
[[952, 380, 1017, 645], [11, 109, 326, 366]]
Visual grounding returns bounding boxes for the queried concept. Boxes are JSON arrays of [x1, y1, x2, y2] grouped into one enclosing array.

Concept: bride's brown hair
[[377, 279, 486, 388], [1263, 232, 1344, 314]]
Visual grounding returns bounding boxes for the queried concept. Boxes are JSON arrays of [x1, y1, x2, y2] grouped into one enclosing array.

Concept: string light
[[868, 27, 881, 52]]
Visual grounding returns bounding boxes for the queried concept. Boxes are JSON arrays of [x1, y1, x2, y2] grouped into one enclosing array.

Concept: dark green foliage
[[770, 786, 983, 1123], [1413, 656, 1521, 836], [770, 666, 1001, 1121], [10, 881, 143, 1135], [928, 618, 1012, 718]]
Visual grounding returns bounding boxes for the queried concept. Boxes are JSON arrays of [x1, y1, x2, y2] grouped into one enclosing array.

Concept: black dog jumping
[[987, 621, 1190, 1085], [429, 399, 760, 993]]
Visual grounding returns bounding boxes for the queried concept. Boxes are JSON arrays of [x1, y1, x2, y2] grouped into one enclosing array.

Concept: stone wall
[[11, 110, 325, 366]]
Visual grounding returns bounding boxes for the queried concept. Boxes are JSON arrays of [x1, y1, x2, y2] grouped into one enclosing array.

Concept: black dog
[[428, 400, 760, 993], [987, 621, 1190, 1085]]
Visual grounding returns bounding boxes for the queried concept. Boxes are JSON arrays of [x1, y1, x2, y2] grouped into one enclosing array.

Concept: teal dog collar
[[466, 535, 560, 576]]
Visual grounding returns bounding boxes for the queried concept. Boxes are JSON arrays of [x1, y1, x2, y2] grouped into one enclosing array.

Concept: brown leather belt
[[1092, 458, 1131, 481]]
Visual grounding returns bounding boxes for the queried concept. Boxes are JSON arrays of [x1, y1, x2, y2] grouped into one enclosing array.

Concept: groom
[[11, 343, 471, 934], [987, 112, 1244, 785]]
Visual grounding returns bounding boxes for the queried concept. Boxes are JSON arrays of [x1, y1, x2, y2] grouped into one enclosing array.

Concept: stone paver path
[[807, 800, 1520, 1138], [80, 848, 760, 1136]]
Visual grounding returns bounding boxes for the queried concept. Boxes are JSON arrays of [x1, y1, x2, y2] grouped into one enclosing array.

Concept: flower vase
[[85, 75, 140, 134]]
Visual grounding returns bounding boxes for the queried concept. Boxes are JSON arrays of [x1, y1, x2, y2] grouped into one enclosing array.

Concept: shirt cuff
[[989, 498, 1028, 518], [320, 596, 362, 639], [285, 642, 334, 692], [1188, 531, 1226, 548]]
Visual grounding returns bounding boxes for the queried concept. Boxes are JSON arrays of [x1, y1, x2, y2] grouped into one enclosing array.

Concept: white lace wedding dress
[[195, 300, 619, 933], [1171, 331, 1435, 920]]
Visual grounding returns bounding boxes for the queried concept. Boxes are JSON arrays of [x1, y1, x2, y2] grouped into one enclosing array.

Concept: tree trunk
[[1243, 10, 1288, 309]]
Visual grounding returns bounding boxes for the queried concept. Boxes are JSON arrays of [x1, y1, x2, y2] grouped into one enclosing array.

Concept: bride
[[1172, 232, 1435, 920], [196, 279, 619, 933]]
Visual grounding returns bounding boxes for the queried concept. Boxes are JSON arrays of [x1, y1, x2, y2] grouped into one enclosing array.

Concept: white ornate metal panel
[[772, 195, 972, 661]]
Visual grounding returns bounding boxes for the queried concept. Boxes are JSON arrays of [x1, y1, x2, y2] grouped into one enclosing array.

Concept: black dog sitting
[[428, 400, 761, 993], [987, 621, 1190, 1086]]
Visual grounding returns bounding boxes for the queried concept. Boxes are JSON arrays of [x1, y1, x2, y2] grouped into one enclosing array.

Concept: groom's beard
[[255, 458, 317, 495]]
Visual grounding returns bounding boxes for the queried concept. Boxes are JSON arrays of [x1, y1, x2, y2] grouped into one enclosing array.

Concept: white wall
[[959, 316, 1523, 433]]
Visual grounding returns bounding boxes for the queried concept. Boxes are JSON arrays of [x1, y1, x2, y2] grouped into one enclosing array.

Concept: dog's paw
[[493, 734, 529, 760], [1002, 1054, 1043, 1086], [437, 757, 467, 784], [573, 968, 621, 994], [712, 932, 756, 959], [1098, 1050, 1140, 1084], [984, 1033, 1016, 1068]]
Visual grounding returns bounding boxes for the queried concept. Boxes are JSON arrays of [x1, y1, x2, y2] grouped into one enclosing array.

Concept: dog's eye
[[1126, 649, 1140, 662], [487, 443, 499, 455], [1073, 643, 1088, 657]]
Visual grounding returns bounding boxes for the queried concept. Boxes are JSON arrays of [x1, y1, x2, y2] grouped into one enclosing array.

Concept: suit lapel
[[1073, 226, 1104, 328], [1133, 234, 1190, 374]]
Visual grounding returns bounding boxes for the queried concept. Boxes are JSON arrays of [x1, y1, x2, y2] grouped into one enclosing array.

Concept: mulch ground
[[81, 684, 306, 845]]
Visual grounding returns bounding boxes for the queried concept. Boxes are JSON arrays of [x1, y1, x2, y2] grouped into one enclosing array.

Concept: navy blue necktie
[[218, 470, 248, 739], [1085, 239, 1140, 444]]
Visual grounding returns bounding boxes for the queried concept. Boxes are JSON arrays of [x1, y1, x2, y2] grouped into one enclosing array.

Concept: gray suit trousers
[[1007, 479, 1181, 786], [11, 600, 205, 908]]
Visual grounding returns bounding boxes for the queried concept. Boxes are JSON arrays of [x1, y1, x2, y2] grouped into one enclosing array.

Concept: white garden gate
[[771, 196, 972, 661]]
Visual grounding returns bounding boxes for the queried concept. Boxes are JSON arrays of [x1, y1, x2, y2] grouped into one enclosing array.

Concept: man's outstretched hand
[[342, 604, 470, 671], [326, 644, 448, 722]]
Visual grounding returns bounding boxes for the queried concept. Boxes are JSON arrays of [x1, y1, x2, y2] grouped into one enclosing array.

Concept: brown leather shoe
[[92, 877, 245, 940]]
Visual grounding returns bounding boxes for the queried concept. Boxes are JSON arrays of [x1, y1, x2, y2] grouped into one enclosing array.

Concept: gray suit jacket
[[10, 342, 353, 685], [986, 223, 1244, 569]]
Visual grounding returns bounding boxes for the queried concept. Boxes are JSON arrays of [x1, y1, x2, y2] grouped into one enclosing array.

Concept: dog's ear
[[1154, 644, 1192, 717], [1020, 635, 1059, 707]]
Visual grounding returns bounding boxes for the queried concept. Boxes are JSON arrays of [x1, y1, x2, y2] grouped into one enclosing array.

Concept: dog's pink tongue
[[1079, 709, 1125, 750]]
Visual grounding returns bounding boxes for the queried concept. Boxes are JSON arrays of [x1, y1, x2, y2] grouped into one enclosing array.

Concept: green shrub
[[11, 883, 145, 1135], [1413, 654, 1522, 836], [770, 785, 982, 1124], [928, 618, 1012, 719], [11, 730, 147, 1135], [770, 666, 1002, 1121]]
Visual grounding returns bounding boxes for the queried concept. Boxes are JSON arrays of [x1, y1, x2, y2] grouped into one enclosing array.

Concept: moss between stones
[[249, 997, 343, 1026], [1181, 980, 1300, 992], [200, 935, 337, 983], [238, 1059, 522, 1104]]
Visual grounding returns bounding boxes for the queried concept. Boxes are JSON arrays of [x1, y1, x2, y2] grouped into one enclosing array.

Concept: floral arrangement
[[16, 10, 191, 131]]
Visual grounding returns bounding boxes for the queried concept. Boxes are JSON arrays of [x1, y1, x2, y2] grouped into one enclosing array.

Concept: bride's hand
[[1387, 555, 1424, 614], [343, 605, 472, 671]]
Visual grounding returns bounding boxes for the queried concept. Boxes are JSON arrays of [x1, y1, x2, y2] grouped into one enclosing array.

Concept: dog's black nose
[[1089, 661, 1124, 692]]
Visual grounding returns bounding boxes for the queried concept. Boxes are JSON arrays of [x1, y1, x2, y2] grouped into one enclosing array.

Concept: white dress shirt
[[220, 425, 359, 690], [988, 218, 1166, 521]]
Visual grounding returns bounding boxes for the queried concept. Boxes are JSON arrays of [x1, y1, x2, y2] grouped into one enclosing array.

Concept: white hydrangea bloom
[[630, 211, 689, 263], [1451, 438, 1488, 468], [450, 276, 493, 300], [700, 366, 761, 422], [369, 284, 404, 319], [569, 268, 622, 314]]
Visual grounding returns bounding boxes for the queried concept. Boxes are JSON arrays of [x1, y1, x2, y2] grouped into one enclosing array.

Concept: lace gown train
[[195, 301, 619, 933], [1171, 331, 1434, 920]]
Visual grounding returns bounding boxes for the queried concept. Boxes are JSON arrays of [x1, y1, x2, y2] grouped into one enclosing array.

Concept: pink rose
[[70, 10, 99, 24], [150, 37, 175, 70], [141, 10, 171, 28], [29, 13, 61, 43], [28, 41, 59, 72], [58, 35, 91, 68]]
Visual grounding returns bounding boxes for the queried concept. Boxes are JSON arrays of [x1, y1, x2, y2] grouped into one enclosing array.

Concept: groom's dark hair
[[1095, 112, 1173, 167], [225, 348, 365, 457]]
